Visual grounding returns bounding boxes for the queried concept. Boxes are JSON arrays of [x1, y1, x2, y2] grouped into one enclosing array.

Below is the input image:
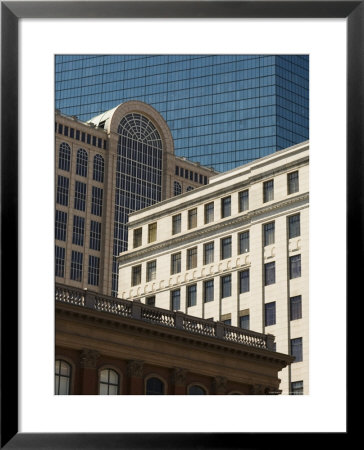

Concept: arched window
[[55, 359, 71, 395], [146, 377, 165, 395], [93, 154, 105, 182], [99, 368, 119, 395], [76, 148, 88, 177], [186, 186, 194, 192], [188, 385, 206, 395], [174, 181, 182, 196], [59, 142, 71, 172]]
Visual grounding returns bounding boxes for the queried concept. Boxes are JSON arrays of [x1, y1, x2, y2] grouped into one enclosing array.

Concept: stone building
[[118, 141, 309, 395], [55, 101, 217, 297], [55, 284, 293, 395]]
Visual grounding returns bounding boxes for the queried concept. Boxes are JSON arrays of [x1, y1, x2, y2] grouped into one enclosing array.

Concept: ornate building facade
[[118, 141, 309, 395]]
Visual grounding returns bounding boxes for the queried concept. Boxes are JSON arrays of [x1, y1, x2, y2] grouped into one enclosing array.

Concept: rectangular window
[[131, 265, 142, 286], [172, 214, 181, 235], [171, 252, 181, 274], [239, 190, 249, 212], [204, 279, 214, 303], [221, 236, 232, 260], [239, 269, 250, 293], [146, 260, 156, 282], [221, 274, 231, 298], [98, 138, 102, 148], [171, 289, 181, 310], [58, 123, 63, 134], [87, 134, 91, 144], [291, 338, 303, 362], [55, 246, 65, 278], [238, 231, 249, 254], [74, 181, 87, 211], [204, 202, 214, 224], [88, 255, 100, 286], [291, 381, 304, 395], [180, 168, 184, 178], [263, 180, 274, 203], [91, 186, 103, 216], [187, 284, 197, 307], [70, 250, 83, 282], [204, 242, 214, 264], [264, 262, 276, 285], [187, 247, 198, 270], [72, 215, 85, 246], [81, 132, 86, 142], [239, 314, 250, 330], [264, 222, 275, 246], [222, 319, 231, 325], [90, 221, 101, 251], [148, 222, 157, 243], [76, 130, 80, 140], [189, 170, 194, 181], [188, 208, 197, 229], [55, 210, 67, 241], [199, 174, 203, 184], [92, 136, 97, 146], [133, 228, 142, 248], [56, 175, 69, 206], [265, 302, 276, 326], [290, 295, 302, 320], [146, 296, 155, 306], [288, 171, 299, 194], [175, 166, 179, 176], [289, 255, 301, 279], [70, 128, 74, 138], [185, 169, 189, 179], [288, 214, 301, 239], [64, 126, 69, 136], [221, 196, 231, 218], [194, 172, 198, 182]]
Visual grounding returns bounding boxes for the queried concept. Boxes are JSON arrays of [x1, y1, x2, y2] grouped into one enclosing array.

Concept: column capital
[[171, 367, 187, 386], [79, 349, 100, 369], [212, 376, 227, 394], [127, 360, 144, 378]]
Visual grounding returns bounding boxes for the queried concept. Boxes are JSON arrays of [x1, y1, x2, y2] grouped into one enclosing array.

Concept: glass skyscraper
[[55, 55, 309, 172]]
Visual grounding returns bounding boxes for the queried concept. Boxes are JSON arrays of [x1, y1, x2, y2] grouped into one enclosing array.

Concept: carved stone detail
[[79, 349, 100, 369], [249, 384, 268, 395], [127, 360, 144, 377], [171, 368, 187, 386], [213, 376, 227, 394]]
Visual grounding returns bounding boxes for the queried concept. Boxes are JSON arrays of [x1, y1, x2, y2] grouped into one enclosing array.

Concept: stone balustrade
[[55, 283, 275, 351]]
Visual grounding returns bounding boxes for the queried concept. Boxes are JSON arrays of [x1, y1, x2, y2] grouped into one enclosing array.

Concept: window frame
[[221, 196, 231, 218]]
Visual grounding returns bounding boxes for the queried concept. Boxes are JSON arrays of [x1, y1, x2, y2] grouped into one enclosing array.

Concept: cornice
[[118, 192, 309, 264], [128, 151, 309, 224], [55, 303, 293, 368]]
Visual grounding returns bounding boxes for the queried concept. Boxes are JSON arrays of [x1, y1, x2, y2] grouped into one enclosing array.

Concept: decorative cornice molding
[[118, 192, 309, 264]]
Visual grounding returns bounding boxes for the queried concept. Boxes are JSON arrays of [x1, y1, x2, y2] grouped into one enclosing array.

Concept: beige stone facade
[[118, 141, 309, 395], [55, 101, 216, 296]]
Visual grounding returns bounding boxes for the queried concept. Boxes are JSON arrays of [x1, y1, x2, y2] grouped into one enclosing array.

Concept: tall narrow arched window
[[59, 142, 71, 171], [174, 181, 182, 196], [146, 377, 165, 395], [93, 154, 105, 182], [76, 148, 88, 177], [99, 369, 119, 395], [188, 385, 206, 395], [55, 359, 71, 395]]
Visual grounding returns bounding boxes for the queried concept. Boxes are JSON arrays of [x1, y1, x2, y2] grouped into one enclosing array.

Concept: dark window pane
[[289, 255, 301, 279], [239, 270, 250, 293], [290, 295, 302, 320], [265, 302, 276, 326], [288, 214, 300, 238], [239, 315, 249, 330], [204, 279, 214, 302], [221, 275, 231, 298], [239, 231, 249, 254], [204, 242, 214, 264], [263, 180, 274, 202], [221, 236, 232, 260], [264, 262, 275, 285], [264, 222, 275, 246], [291, 338, 303, 362], [288, 171, 299, 194], [221, 196, 231, 218], [171, 289, 180, 310], [187, 284, 197, 307], [239, 190, 249, 212]]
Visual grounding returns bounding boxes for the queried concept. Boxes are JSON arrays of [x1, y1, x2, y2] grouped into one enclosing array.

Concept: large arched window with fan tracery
[[112, 113, 163, 296]]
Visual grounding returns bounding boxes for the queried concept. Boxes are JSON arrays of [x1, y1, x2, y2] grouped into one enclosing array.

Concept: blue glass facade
[[55, 55, 309, 172]]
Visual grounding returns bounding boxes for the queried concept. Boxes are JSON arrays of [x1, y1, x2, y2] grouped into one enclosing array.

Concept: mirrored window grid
[[56, 55, 309, 173]]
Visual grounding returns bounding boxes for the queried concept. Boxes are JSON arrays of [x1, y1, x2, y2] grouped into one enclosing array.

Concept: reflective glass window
[[288, 214, 300, 239], [264, 222, 275, 246], [204, 279, 214, 303], [76, 148, 88, 177], [239, 231, 249, 254], [265, 302, 276, 326], [264, 262, 275, 285], [55, 360, 71, 395], [187, 284, 197, 307], [289, 255, 301, 279], [146, 377, 165, 395], [59, 142, 71, 171], [74, 181, 87, 211], [171, 289, 180, 310], [99, 369, 119, 395], [263, 180, 274, 202], [239, 269, 250, 293]]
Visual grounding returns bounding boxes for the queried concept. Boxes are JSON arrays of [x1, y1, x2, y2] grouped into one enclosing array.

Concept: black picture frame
[[1, 1, 357, 448]]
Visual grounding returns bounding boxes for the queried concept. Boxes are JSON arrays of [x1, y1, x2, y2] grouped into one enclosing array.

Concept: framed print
[[1, 1, 359, 447]]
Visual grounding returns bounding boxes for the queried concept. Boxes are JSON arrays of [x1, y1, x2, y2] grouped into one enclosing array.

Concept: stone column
[[127, 360, 144, 394], [171, 368, 187, 395], [79, 349, 100, 395], [212, 376, 227, 395]]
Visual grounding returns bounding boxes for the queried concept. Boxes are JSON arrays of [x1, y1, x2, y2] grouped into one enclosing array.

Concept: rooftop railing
[[56, 284, 275, 351]]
